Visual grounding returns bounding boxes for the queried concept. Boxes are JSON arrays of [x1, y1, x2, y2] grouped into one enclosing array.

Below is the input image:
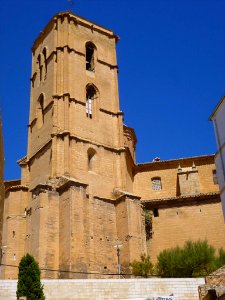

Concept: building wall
[[211, 96, 225, 219], [0, 278, 205, 300], [134, 156, 218, 200], [147, 199, 225, 262], [1, 188, 28, 279], [134, 156, 225, 262]]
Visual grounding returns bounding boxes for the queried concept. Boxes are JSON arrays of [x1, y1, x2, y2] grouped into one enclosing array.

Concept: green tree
[[130, 254, 154, 278], [157, 240, 217, 278], [181, 240, 215, 277], [17, 253, 45, 300]]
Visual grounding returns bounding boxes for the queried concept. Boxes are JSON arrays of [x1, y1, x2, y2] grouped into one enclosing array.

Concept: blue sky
[[0, 0, 225, 180]]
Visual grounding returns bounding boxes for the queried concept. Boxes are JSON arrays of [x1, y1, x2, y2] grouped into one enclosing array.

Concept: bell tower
[[1, 11, 146, 279], [27, 11, 129, 196]]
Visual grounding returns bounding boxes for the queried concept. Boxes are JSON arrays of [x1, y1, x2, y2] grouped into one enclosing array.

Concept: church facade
[[1, 11, 225, 279]]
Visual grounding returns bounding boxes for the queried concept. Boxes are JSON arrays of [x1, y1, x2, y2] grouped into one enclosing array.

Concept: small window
[[86, 42, 95, 71], [151, 177, 162, 190], [86, 85, 97, 118], [153, 208, 159, 217], [213, 170, 218, 184]]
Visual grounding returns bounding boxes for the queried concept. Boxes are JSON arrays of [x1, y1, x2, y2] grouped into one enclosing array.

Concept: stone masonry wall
[[134, 157, 218, 200], [147, 199, 225, 262], [0, 278, 205, 300]]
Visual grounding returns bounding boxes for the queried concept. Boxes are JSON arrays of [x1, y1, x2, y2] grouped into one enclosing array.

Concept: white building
[[210, 95, 225, 220]]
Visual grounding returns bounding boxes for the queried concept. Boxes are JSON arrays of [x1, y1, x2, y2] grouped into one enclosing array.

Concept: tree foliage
[[212, 248, 225, 270], [17, 253, 45, 300], [156, 240, 225, 278], [130, 254, 153, 278]]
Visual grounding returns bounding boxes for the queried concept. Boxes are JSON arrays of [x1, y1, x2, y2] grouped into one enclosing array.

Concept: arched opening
[[42, 47, 47, 76], [86, 42, 96, 72], [86, 85, 98, 119], [87, 148, 96, 171], [36, 94, 44, 129], [37, 54, 42, 81]]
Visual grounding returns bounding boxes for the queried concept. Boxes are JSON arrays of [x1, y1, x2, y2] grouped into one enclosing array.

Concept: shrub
[[212, 248, 225, 270], [157, 240, 218, 278], [130, 254, 154, 277], [16, 253, 45, 300], [156, 246, 184, 278]]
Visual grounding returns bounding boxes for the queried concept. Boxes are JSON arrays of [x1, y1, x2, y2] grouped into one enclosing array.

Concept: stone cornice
[[5, 185, 28, 196], [17, 156, 27, 166], [70, 134, 125, 154], [24, 129, 125, 164], [56, 177, 88, 194], [51, 131, 125, 154], [136, 154, 215, 172], [99, 108, 123, 117], [114, 189, 141, 202], [28, 117, 37, 129], [28, 139, 52, 163], [55, 45, 84, 57], [142, 192, 220, 208], [53, 93, 85, 106], [94, 191, 141, 205], [32, 11, 119, 52], [52, 93, 123, 116], [30, 176, 88, 196], [93, 195, 115, 204], [97, 59, 118, 70], [30, 183, 53, 196]]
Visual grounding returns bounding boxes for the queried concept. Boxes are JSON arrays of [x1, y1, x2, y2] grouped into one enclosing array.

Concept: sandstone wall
[[134, 156, 218, 200], [146, 199, 225, 262], [1, 188, 28, 279]]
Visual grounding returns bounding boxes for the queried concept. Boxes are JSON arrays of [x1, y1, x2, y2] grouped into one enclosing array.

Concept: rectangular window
[[152, 177, 162, 190], [153, 208, 159, 217], [86, 98, 92, 118]]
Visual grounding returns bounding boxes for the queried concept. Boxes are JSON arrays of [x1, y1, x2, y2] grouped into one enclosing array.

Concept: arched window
[[42, 47, 47, 76], [151, 177, 162, 191], [87, 148, 96, 171], [86, 85, 97, 119], [36, 94, 44, 128], [86, 42, 96, 71], [37, 54, 42, 81]]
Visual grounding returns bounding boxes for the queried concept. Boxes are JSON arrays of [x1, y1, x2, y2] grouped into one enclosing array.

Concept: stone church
[[0, 11, 225, 279]]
